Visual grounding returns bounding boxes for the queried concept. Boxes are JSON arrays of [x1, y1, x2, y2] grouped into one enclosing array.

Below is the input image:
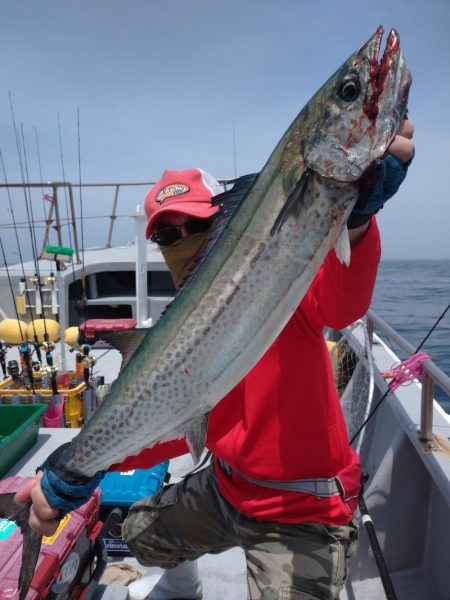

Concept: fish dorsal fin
[[180, 173, 258, 290], [210, 173, 259, 232], [270, 169, 312, 236], [162, 173, 259, 306], [99, 329, 148, 373]]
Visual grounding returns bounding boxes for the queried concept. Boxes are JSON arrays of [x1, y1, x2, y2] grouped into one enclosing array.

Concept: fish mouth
[[364, 26, 412, 124]]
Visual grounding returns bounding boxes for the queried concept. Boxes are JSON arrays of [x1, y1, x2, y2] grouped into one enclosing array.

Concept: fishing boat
[[0, 180, 449, 600]]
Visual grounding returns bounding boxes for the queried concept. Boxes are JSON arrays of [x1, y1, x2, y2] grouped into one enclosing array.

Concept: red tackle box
[[0, 476, 103, 600]]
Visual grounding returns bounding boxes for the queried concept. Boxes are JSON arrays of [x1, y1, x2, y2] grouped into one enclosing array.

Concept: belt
[[218, 458, 343, 498]]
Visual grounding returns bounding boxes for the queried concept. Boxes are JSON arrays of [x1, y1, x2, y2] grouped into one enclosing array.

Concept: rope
[[350, 301, 450, 445]]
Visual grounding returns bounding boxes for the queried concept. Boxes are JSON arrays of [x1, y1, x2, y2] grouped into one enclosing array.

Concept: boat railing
[[0, 180, 230, 264], [366, 308, 450, 444], [0, 181, 157, 263]]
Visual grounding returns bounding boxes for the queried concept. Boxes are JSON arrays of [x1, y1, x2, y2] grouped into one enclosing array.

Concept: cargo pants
[[122, 464, 358, 600]]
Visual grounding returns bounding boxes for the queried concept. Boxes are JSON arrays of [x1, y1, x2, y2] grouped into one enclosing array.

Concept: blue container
[[99, 461, 169, 507], [99, 461, 170, 557]]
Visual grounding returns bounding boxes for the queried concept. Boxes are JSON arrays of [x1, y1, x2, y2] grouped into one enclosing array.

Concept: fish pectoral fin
[[99, 329, 148, 372], [185, 414, 209, 465], [270, 169, 312, 236], [334, 226, 351, 266]]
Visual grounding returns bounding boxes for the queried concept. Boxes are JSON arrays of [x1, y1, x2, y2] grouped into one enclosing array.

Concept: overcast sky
[[0, 0, 449, 260]]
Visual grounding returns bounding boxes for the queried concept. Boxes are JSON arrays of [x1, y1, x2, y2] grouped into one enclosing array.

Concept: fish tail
[[9, 502, 42, 600]]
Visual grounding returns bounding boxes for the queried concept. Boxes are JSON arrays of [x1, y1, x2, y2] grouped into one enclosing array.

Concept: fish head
[[302, 26, 412, 182]]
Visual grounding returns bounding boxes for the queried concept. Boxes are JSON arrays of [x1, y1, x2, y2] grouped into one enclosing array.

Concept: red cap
[[144, 168, 222, 239]]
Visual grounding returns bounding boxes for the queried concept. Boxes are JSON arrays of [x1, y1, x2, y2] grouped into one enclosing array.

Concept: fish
[[0, 25, 411, 599]]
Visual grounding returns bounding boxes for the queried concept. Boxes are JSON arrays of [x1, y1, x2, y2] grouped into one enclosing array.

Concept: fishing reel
[[41, 364, 59, 379], [0, 342, 7, 379], [81, 355, 97, 370], [28, 275, 40, 286], [78, 354, 97, 387], [41, 339, 56, 354], [7, 359, 20, 382], [44, 274, 56, 286]]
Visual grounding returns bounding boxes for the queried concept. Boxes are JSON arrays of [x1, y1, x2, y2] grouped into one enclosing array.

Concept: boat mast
[[134, 204, 152, 329]]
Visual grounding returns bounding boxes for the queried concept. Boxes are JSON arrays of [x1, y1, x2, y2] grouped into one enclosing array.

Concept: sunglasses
[[151, 217, 213, 246]]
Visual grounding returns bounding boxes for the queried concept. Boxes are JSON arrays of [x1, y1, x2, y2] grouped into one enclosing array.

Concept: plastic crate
[[0, 477, 103, 599], [99, 461, 169, 506], [99, 462, 169, 556], [0, 404, 48, 477]]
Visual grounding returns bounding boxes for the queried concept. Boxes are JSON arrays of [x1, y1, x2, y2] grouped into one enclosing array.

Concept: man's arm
[[300, 120, 415, 330]]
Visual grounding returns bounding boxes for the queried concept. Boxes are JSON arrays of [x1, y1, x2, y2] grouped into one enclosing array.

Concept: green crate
[[0, 404, 48, 477]]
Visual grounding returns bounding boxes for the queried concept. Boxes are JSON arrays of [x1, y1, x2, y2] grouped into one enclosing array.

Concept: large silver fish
[[0, 26, 410, 599], [63, 26, 411, 476]]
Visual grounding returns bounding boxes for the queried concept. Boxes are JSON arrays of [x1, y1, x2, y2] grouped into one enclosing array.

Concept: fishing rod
[[350, 300, 450, 445], [7, 93, 43, 368], [57, 111, 87, 349], [0, 236, 26, 336], [57, 113, 75, 252], [75, 107, 89, 346], [358, 473, 398, 600], [0, 149, 39, 390], [348, 301, 450, 600], [0, 342, 7, 379], [0, 234, 34, 390], [34, 126, 47, 220], [57, 112, 81, 291], [34, 124, 64, 380], [18, 115, 65, 399], [19, 122, 50, 342]]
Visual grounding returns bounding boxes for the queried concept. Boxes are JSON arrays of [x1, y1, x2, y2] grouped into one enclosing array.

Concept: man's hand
[[349, 119, 415, 244], [388, 119, 414, 163], [13, 442, 104, 536], [14, 472, 60, 536]]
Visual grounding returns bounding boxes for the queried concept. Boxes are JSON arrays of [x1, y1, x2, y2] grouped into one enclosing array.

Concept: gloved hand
[[39, 442, 103, 515], [347, 150, 414, 229]]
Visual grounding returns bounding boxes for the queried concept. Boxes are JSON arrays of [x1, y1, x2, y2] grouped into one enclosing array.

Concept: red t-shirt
[[110, 218, 381, 525]]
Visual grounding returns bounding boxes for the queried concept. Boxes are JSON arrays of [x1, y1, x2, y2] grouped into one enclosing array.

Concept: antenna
[[232, 120, 238, 179]]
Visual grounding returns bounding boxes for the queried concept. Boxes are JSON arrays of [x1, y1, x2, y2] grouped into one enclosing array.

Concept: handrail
[[0, 181, 156, 260], [0, 181, 156, 188], [366, 308, 450, 443], [0, 179, 231, 259]]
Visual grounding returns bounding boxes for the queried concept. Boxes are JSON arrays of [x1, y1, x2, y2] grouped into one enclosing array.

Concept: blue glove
[[39, 442, 104, 515], [40, 469, 103, 515], [348, 151, 414, 229]]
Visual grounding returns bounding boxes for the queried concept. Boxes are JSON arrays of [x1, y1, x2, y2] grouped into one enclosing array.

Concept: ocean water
[[371, 259, 450, 414]]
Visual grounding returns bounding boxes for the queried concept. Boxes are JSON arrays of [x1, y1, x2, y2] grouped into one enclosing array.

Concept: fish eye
[[337, 73, 361, 102]]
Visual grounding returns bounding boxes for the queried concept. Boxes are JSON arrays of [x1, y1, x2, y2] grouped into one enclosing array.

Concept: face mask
[[160, 232, 208, 290]]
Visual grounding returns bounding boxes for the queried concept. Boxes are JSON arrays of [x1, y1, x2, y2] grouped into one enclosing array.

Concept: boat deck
[[2, 332, 450, 599]]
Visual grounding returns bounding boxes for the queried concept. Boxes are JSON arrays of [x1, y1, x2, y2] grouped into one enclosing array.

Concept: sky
[[0, 0, 449, 260]]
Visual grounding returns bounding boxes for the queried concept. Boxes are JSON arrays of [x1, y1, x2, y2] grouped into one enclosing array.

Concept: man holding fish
[[11, 27, 414, 600]]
